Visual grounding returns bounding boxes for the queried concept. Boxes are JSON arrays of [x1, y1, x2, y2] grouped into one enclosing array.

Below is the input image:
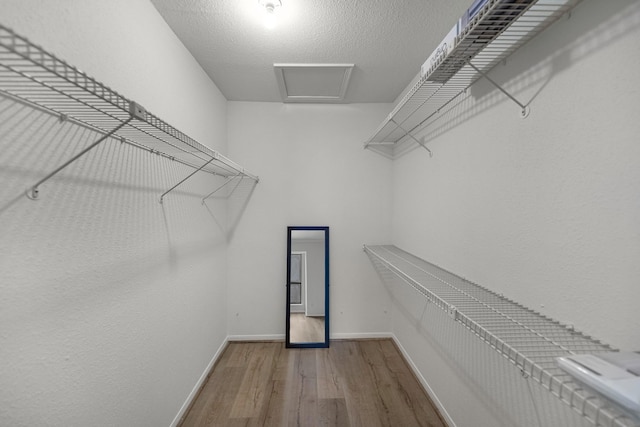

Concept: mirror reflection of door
[[289, 252, 304, 312], [286, 227, 329, 348]]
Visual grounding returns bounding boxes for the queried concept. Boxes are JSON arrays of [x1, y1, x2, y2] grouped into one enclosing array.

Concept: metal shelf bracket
[[1, 23, 259, 201], [447, 304, 458, 320], [159, 157, 215, 204], [202, 174, 244, 204], [467, 62, 530, 119], [390, 118, 433, 157], [363, 244, 638, 427], [25, 114, 135, 200]]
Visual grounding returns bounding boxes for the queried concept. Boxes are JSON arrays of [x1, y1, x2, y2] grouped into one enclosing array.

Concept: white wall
[[0, 1, 230, 426], [4, 1, 636, 426], [226, 102, 394, 340], [389, 0, 640, 426]]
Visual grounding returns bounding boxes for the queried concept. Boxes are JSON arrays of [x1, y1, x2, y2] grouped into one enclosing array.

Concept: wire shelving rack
[[0, 24, 258, 201], [364, 244, 640, 427], [364, 0, 583, 159]]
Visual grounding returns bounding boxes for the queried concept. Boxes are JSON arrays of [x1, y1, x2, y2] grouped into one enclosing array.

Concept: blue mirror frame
[[286, 226, 329, 348]]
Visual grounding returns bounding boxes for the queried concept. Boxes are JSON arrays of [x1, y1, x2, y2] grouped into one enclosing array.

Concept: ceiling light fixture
[[259, 0, 282, 14], [258, 0, 282, 29]]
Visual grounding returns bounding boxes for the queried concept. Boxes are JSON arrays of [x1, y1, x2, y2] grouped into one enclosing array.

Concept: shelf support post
[[160, 157, 215, 204], [467, 62, 530, 118], [390, 118, 433, 157], [26, 116, 134, 200]]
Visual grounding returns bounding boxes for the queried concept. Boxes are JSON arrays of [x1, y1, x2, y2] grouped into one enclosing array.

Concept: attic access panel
[[274, 63, 354, 103]]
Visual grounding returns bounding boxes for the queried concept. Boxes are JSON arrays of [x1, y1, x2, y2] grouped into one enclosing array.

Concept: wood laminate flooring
[[289, 314, 325, 343], [180, 339, 447, 427]]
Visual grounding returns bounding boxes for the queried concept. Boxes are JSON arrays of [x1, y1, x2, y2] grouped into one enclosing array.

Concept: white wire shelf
[[364, 244, 640, 427], [364, 0, 582, 159], [0, 24, 258, 200]]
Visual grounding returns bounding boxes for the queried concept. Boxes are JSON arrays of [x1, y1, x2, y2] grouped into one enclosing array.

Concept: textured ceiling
[[150, 0, 471, 103]]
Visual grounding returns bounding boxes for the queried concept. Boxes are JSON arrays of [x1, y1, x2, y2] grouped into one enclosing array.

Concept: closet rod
[[26, 115, 133, 200]]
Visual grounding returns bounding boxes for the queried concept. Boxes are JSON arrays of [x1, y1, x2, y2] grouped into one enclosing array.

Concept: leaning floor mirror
[[286, 226, 329, 348]]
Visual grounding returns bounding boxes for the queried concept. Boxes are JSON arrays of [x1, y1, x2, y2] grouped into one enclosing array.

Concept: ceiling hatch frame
[[274, 63, 354, 103]]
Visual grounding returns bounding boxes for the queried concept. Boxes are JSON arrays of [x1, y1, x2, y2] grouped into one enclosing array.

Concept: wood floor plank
[[359, 340, 442, 427], [331, 341, 385, 427], [287, 376, 319, 426], [253, 379, 288, 427], [318, 398, 350, 427], [225, 342, 261, 368], [285, 350, 319, 426], [379, 340, 447, 427], [179, 339, 447, 427], [229, 342, 279, 418], [273, 343, 294, 381], [180, 366, 246, 427], [357, 340, 401, 426], [316, 348, 343, 399], [290, 314, 325, 343]]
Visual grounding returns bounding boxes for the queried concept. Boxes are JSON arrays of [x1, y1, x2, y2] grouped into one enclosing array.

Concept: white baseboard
[[391, 335, 456, 427], [227, 334, 285, 341], [170, 337, 229, 427], [331, 331, 393, 340], [227, 332, 393, 342]]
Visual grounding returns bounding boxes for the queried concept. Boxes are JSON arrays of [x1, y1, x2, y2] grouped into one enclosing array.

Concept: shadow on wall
[[0, 93, 230, 328], [226, 177, 258, 240], [0, 97, 219, 215], [394, 0, 640, 158], [366, 253, 596, 427], [201, 174, 258, 241]]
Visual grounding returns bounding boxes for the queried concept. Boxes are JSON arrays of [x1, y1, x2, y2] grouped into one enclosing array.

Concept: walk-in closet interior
[[1, 0, 639, 426]]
